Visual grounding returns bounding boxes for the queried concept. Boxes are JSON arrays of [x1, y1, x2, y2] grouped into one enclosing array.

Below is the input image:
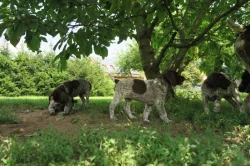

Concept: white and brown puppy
[[63, 78, 92, 106], [109, 70, 185, 123], [48, 78, 91, 115], [238, 70, 250, 117], [48, 85, 75, 115], [201, 72, 244, 114]]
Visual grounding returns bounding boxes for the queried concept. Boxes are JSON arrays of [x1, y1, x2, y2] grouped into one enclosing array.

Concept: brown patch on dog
[[204, 72, 231, 90], [63, 80, 80, 94], [132, 79, 147, 94]]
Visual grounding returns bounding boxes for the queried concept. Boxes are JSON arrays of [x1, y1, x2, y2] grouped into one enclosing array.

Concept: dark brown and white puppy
[[109, 70, 185, 123], [63, 78, 92, 106], [48, 85, 74, 115], [234, 24, 250, 62], [48, 78, 91, 115], [201, 72, 244, 113], [228, 20, 250, 72], [239, 70, 250, 117]]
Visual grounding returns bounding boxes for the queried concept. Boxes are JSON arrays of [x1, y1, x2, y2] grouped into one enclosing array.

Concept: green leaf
[[94, 44, 101, 55], [0, 23, 6, 36], [146, 12, 155, 24], [84, 42, 92, 55], [60, 55, 67, 71], [27, 36, 40, 51], [157, 11, 166, 22], [100, 46, 108, 57], [6, 27, 20, 46], [16, 22, 27, 38], [110, 0, 119, 12], [28, 22, 38, 31]]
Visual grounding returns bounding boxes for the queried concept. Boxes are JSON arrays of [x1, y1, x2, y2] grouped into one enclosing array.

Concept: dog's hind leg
[[109, 93, 122, 121], [124, 98, 137, 120], [143, 104, 152, 124], [155, 101, 172, 123]]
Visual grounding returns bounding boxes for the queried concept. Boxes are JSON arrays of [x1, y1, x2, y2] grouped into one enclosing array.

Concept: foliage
[[1, 125, 249, 165], [116, 40, 142, 74], [181, 62, 204, 87], [1, 0, 249, 78], [67, 58, 115, 96], [0, 50, 114, 97]]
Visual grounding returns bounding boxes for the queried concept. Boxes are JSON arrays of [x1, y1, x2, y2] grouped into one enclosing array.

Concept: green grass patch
[[0, 90, 250, 165], [1, 126, 249, 166]]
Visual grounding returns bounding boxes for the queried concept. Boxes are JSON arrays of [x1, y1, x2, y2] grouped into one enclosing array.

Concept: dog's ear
[[114, 79, 120, 84], [163, 70, 177, 86], [63, 80, 80, 94], [164, 70, 184, 86]]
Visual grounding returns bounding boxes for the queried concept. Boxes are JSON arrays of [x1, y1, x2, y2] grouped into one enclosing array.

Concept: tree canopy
[[0, 0, 250, 78]]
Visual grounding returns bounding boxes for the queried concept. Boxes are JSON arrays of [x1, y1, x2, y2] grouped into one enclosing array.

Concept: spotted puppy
[[48, 78, 91, 115], [238, 70, 250, 117], [63, 78, 92, 106], [201, 72, 244, 113], [109, 70, 185, 123], [48, 85, 75, 115]]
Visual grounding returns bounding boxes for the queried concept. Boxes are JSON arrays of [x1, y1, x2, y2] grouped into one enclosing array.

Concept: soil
[[0, 109, 194, 139]]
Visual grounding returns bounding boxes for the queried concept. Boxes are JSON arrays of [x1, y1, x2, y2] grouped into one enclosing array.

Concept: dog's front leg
[[155, 101, 172, 123], [143, 104, 152, 124], [213, 97, 221, 112], [245, 93, 250, 117], [124, 99, 137, 120], [63, 100, 73, 115], [232, 92, 245, 113], [202, 95, 210, 113]]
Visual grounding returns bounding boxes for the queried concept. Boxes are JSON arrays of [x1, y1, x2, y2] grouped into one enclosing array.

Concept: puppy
[[238, 70, 250, 117], [201, 72, 244, 113], [109, 70, 185, 123], [48, 78, 91, 115]]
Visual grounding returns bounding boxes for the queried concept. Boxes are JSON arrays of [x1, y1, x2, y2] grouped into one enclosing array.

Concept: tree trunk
[[136, 27, 160, 79]]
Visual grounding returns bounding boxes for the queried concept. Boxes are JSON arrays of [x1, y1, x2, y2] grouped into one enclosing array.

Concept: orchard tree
[[0, 0, 249, 79]]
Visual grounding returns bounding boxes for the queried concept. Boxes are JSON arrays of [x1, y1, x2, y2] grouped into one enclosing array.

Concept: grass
[[0, 90, 250, 165]]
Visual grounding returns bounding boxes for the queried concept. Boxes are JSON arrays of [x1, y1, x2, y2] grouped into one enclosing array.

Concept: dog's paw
[[164, 119, 173, 123], [130, 116, 138, 120], [49, 111, 56, 115], [110, 117, 118, 121], [143, 119, 150, 124], [63, 112, 70, 116]]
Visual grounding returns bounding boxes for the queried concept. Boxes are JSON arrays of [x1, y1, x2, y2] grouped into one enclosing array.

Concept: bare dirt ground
[[0, 109, 194, 139], [0, 109, 115, 138]]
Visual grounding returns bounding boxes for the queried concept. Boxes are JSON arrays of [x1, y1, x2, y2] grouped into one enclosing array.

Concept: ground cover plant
[[0, 90, 250, 165]]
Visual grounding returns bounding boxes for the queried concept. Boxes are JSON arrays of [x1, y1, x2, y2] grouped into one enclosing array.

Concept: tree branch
[[149, 16, 159, 34], [168, 0, 249, 48], [165, 6, 179, 31], [154, 32, 177, 68]]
